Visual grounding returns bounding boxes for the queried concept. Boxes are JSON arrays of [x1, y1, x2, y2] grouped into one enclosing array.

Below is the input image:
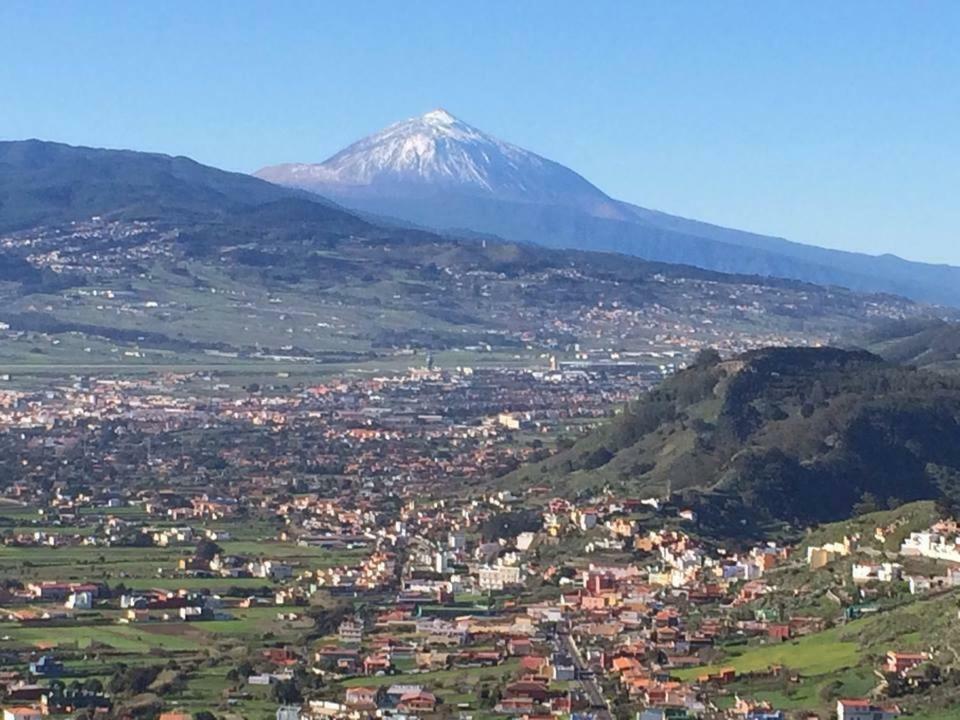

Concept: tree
[[936, 495, 959, 520], [272, 679, 303, 705], [227, 660, 254, 683], [83, 678, 104, 694], [581, 446, 614, 470], [194, 538, 223, 562], [853, 492, 880, 516], [109, 665, 161, 695], [693, 348, 721, 367], [809, 379, 827, 406]]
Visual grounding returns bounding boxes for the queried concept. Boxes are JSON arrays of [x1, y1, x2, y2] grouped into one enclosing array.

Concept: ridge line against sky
[[1, 0, 958, 265]]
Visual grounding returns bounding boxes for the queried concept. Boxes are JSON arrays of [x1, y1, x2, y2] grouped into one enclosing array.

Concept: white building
[[249, 560, 293, 580], [65, 591, 93, 610], [276, 707, 301, 720], [900, 531, 960, 563], [852, 562, 903, 584], [338, 618, 364, 645], [3, 708, 43, 720], [516, 532, 536, 552], [478, 564, 523, 591], [837, 699, 899, 720]]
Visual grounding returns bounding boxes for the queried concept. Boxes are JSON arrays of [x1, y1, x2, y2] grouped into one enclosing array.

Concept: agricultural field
[[0, 506, 369, 719]]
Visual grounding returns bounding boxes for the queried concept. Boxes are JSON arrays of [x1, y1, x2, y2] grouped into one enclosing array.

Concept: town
[[0, 221, 954, 719], [2, 353, 959, 720]]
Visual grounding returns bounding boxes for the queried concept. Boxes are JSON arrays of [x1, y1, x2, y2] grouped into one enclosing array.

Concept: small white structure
[[65, 591, 93, 610]]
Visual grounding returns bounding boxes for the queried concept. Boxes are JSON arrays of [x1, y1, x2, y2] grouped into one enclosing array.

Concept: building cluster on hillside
[[2, 468, 929, 720]]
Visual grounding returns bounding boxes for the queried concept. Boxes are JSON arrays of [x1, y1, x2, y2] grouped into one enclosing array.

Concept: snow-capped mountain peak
[[420, 107, 457, 125], [255, 109, 618, 210]]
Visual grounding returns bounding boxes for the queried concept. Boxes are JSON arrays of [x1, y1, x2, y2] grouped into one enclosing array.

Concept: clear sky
[[2, 1, 958, 264]]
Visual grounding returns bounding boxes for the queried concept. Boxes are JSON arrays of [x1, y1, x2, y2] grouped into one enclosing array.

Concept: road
[[559, 629, 613, 720]]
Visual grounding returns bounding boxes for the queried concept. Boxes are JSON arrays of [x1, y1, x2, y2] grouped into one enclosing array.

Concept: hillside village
[[4, 449, 960, 720], [2, 341, 960, 720], [0, 204, 956, 720], [2, 324, 960, 720]]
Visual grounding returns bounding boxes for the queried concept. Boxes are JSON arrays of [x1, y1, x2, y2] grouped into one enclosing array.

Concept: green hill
[[506, 347, 960, 531], [679, 589, 960, 717], [675, 502, 960, 716]]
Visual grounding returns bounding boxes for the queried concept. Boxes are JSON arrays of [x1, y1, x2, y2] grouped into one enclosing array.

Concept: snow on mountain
[[254, 109, 960, 307], [255, 109, 625, 216]]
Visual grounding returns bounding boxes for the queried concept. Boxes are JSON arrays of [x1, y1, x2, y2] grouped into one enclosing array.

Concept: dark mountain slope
[[0, 139, 353, 232]]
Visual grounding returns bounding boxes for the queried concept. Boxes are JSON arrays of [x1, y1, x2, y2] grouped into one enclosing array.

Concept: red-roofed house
[[398, 691, 437, 713], [885, 652, 928, 676]]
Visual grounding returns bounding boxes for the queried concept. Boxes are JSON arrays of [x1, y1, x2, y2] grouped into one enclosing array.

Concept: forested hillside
[[506, 347, 960, 532]]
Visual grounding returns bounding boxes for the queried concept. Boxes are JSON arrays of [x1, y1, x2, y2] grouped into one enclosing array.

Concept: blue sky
[[2, 1, 958, 264]]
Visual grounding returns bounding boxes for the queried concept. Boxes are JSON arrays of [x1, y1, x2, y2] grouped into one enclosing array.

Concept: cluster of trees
[[479, 509, 541, 542]]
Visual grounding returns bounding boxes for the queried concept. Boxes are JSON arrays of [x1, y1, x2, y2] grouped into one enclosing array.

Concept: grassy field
[[725, 665, 875, 712], [676, 590, 960, 716], [0, 508, 369, 585], [0, 603, 312, 649], [0, 621, 206, 652], [0, 261, 544, 391], [675, 627, 861, 681]]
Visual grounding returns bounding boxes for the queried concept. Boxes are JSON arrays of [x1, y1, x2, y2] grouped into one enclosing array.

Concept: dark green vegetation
[[507, 347, 960, 532]]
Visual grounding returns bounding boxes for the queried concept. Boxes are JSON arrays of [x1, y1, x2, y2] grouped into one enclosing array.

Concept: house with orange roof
[[397, 690, 436, 713], [696, 667, 736, 685], [611, 656, 641, 674]]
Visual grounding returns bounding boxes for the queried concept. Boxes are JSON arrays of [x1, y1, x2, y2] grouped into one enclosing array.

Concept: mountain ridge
[[256, 108, 629, 220], [0, 138, 346, 232]]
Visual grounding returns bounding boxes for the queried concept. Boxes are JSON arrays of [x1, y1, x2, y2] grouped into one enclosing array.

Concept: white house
[[837, 699, 899, 720], [852, 562, 903, 584], [3, 708, 43, 720], [65, 591, 93, 610]]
